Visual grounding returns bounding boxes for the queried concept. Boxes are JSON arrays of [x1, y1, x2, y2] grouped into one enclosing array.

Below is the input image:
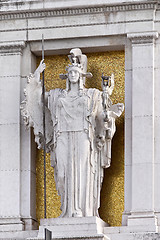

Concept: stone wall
[[0, 0, 160, 239]]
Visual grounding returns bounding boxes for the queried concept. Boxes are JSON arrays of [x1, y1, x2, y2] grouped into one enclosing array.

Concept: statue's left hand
[[109, 103, 124, 118], [117, 103, 124, 114]]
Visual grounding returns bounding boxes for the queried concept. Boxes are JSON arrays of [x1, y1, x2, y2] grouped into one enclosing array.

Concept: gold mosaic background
[[36, 51, 125, 226]]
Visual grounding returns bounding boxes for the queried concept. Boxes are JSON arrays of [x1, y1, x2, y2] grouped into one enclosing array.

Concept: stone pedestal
[[104, 227, 160, 240], [30, 217, 109, 240], [0, 230, 38, 239]]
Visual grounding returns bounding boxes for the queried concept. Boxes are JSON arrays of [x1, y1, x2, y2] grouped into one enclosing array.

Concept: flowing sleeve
[[20, 73, 54, 152]]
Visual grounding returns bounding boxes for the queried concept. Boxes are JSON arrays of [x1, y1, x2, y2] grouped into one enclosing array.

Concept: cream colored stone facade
[[0, 0, 160, 239]]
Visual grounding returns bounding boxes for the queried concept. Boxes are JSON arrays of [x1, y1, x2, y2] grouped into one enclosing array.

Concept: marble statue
[[21, 48, 124, 218]]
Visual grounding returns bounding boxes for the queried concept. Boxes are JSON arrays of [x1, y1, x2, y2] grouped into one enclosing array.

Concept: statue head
[[59, 48, 92, 91], [68, 67, 80, 84]]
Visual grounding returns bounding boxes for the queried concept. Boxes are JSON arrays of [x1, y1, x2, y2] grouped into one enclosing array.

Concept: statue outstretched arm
[[21, 60, 54, 152]]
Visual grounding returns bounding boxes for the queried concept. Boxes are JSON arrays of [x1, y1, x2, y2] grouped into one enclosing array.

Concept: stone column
[[122, 32, 158, 231], [20, 44, 37, 230], [0, 41, 37, 231], [154, 34, 160, 230], [122, 38, 132, 226]]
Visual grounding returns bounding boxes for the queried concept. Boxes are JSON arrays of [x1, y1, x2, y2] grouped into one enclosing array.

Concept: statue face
[[68, 70, 80, 83]]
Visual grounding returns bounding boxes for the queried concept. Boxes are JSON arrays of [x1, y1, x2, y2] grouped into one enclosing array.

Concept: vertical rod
[[42, 34, 47, 219], [45, 228, 52, 240]]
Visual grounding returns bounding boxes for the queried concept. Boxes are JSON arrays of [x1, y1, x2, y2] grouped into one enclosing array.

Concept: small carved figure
[[21, 48, 124, 218]]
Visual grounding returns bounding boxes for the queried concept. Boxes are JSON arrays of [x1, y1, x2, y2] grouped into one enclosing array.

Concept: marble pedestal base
[[32, 217, 109, 240], [0, 218, 24, 232], [0, 230, 38, 239], [104, 226, 160, 240]]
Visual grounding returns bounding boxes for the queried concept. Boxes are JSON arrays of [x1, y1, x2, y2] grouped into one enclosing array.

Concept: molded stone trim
[[0, 41, 25, 54], [127, 31, 159, 44], [0, 1, 157, 21]]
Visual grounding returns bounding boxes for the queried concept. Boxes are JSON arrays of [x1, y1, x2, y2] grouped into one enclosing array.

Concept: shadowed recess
[[36, 51, 125, 226]]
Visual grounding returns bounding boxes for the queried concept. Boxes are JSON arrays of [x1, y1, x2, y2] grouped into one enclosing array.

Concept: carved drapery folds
[[21, 48, 124, 218]]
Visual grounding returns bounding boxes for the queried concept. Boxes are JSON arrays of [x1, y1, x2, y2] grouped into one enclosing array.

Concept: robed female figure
[[21, 48, 124, 218]]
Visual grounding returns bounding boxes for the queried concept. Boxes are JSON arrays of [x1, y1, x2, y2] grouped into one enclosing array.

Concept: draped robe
[[48, 88, 109, 217], [21, 74, 123, 218]]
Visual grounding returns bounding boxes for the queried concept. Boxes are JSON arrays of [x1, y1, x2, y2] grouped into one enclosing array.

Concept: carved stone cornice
[[0, 1, 158, 21], [0, 41, 25, 54], [127, 31, 159, 44]]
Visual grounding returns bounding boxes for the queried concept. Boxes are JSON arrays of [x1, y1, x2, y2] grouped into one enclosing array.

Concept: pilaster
[[0, 41, 37, 231], [122, 37, 132, 226], [20, 44, 37, 231], [154, 33, 160, 229], [123, 31, 158, 230], [0, 41, 25, 230]]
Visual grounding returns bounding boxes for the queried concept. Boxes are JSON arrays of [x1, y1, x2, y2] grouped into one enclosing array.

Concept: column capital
[[0, 41, 25, 54], [127, 31, 159, 44]]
